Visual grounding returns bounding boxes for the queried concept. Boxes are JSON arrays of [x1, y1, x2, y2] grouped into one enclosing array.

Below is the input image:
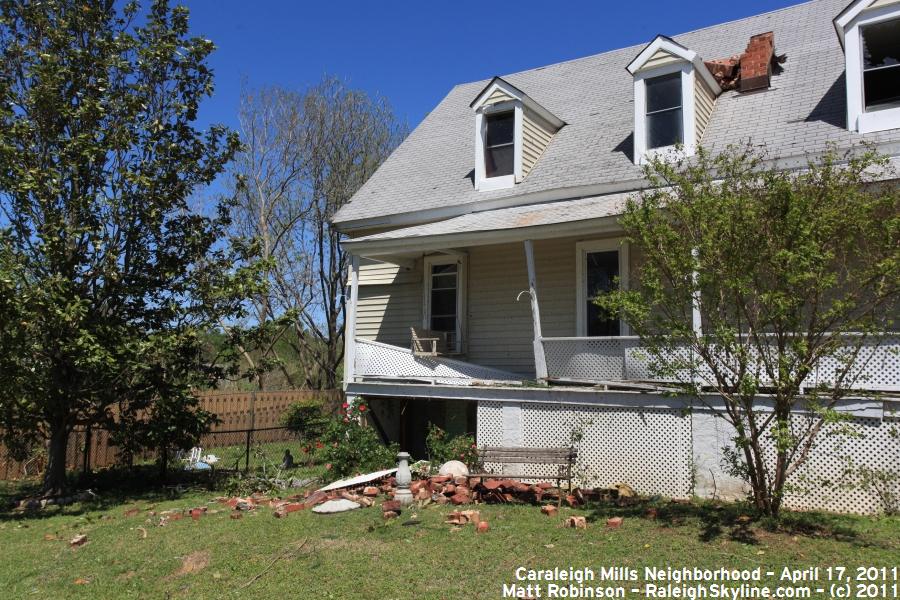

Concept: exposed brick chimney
[[705, 32, 777, 93], [739, 32, 775, 92]]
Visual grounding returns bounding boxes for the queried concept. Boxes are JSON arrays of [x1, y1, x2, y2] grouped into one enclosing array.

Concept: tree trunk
[[42, 424, 70, 497]]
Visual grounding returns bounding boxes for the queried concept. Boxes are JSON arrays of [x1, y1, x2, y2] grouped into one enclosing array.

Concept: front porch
[[342, 194, 900, 396], [349, 333, 900, 392]]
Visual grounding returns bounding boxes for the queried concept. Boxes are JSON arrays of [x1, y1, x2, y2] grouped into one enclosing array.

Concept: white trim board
[[345, 382, 888, 418]]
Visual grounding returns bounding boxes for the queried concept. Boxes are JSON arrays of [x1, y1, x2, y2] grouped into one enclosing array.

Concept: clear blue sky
[[183, 0, 806, 133]]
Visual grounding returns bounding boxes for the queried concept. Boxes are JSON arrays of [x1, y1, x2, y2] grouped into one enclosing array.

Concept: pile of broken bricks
[[212, 476, 640, 523]]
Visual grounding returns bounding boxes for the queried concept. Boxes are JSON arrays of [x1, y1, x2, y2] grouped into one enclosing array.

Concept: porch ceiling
[[343, 191, 631, 257]]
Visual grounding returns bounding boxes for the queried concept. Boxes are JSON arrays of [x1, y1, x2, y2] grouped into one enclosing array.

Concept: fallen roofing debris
[[311, 499, 361, 514], [318, 468, 397, 492]]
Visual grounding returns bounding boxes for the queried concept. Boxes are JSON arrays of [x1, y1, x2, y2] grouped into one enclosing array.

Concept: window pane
[[864, 66, 900, 110], [585, 250, 620, 337], [646, 72, 682, 113], [430, 289, 456, 316], [485, 144, 514, 177], [647, 108, 683, 149], [862, 18, 900, 70], [485, 112, 514, 146], [431, 316, 456, 333], [431, 274, 457, 290], [431, 263, 457, 275], [862, 18, 900, 110]]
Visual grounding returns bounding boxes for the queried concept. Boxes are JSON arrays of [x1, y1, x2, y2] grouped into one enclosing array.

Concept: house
[[331, 0, 900, 513]]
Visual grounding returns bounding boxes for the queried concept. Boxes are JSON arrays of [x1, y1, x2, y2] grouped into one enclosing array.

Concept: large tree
[[228, 77, 406, 390], [598, 144, 899, 517], [0, 0, 257, 494]]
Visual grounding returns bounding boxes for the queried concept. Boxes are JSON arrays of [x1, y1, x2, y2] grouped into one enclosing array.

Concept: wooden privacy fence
[[0, 389, 344, 480], [200, 389, 344, 431]]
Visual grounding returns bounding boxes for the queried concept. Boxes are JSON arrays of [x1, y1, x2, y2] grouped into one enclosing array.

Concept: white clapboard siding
[[694, 75, 717, 143], [522, 110, 556, 178]]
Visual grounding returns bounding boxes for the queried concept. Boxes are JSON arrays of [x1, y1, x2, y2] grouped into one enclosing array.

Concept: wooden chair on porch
[[410, 327, 449, 357]]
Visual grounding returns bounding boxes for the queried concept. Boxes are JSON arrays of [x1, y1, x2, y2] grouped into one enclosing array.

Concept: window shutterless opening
[[484, 111, 515, 177], [423, 255, 467, 353], [861, 18, 900, 111], [576, 240, 628, 337], [645, 72, 684, 149]]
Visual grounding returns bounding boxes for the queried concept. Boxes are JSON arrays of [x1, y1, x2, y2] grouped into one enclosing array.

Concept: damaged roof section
[[705, 32, 786, 92]]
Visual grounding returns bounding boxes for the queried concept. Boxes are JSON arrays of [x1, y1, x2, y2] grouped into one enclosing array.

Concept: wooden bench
[[472, 446, 578, 505]]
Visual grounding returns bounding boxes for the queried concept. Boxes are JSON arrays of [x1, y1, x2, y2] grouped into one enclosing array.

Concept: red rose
[[358, 404, 366, 412]]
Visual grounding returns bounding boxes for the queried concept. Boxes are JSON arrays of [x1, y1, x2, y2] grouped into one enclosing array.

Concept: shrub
[[318, 402, 398, 478], [282, 399, 328, 442], [425, 425, 478, 468]]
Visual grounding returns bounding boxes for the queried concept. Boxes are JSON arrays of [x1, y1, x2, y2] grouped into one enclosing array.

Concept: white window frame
[[842, 4, 900, 134], [422, 254, 468, 353], [633, 62, 697, 165], [474, 100, 523, 191], [575, 239, 629, 337]]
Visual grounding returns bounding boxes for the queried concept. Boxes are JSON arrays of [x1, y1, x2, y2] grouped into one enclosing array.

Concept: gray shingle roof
[[346, 192, 630, 244], [333, 0, 900, 227]]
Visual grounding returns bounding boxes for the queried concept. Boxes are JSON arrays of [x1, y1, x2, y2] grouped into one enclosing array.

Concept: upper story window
[[626, 35, 721, 164], [470, 77, 564, 192], [646, 72, 684, 149], [484, 111, 515, 177], [834, 0, 900, 133], [861, 18, 900, 111]]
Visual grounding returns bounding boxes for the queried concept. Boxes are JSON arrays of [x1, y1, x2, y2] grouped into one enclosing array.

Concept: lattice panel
[[541, 335, 900, 392], [354, 339, 522, 385], [542, 339, 631, 381], [476, 401, 504, 474], [759, 415, 900, 515], [809, 336, 900, 391], [517, 403, 693, 497]]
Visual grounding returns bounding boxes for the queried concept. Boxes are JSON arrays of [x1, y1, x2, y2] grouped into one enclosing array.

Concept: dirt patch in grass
[[173, 551, 210, 576]]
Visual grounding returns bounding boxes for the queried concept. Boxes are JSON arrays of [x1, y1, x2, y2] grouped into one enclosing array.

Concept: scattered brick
[[541, 505, 559, 517]]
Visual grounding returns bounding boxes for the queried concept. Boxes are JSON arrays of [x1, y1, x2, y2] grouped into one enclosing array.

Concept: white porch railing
[[353, 338, 523, 385], [541, 334, 900, 391]]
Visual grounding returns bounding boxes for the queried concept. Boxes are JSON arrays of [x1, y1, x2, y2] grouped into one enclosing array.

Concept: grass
[[1, 476, 898, 600]]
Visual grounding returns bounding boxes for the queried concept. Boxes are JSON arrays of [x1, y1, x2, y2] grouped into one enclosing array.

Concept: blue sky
[[184, 0, 805, 133]]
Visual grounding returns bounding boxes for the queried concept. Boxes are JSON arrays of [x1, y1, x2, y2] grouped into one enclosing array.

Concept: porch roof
[[343, 191, 630, 256]]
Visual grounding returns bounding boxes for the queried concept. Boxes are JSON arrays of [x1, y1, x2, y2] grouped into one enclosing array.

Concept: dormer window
[[470, 77, 564, 191], [861, 18, 900, 111], [484, 111, 515, 177], [834, 0, 900, 133], [645, 72, 684, 149], [627, 35, 721, 164]]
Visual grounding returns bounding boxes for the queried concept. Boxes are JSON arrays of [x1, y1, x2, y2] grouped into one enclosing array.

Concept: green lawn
[[1, 479, 898, 600]]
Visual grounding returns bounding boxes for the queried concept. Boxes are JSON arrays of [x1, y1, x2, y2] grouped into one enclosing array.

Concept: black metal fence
[[0, 425, 306, 481]]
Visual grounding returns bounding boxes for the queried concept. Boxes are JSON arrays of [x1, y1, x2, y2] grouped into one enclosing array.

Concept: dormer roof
[[833, 0, 899, 47], [626, 35, 722, 94], [470, 76, 565, 129]]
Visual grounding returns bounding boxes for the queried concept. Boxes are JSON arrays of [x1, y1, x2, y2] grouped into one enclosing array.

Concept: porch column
[[523, 240, 549, 381], [343, 253, 360, 390]]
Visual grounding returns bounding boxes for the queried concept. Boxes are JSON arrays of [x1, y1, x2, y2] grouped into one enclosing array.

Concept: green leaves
[[0, 0, 258, 491], [597, 143, 899, 516]]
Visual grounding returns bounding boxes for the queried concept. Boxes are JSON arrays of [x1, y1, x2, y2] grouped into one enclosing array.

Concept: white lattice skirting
[[477, 400, 900, 515]]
